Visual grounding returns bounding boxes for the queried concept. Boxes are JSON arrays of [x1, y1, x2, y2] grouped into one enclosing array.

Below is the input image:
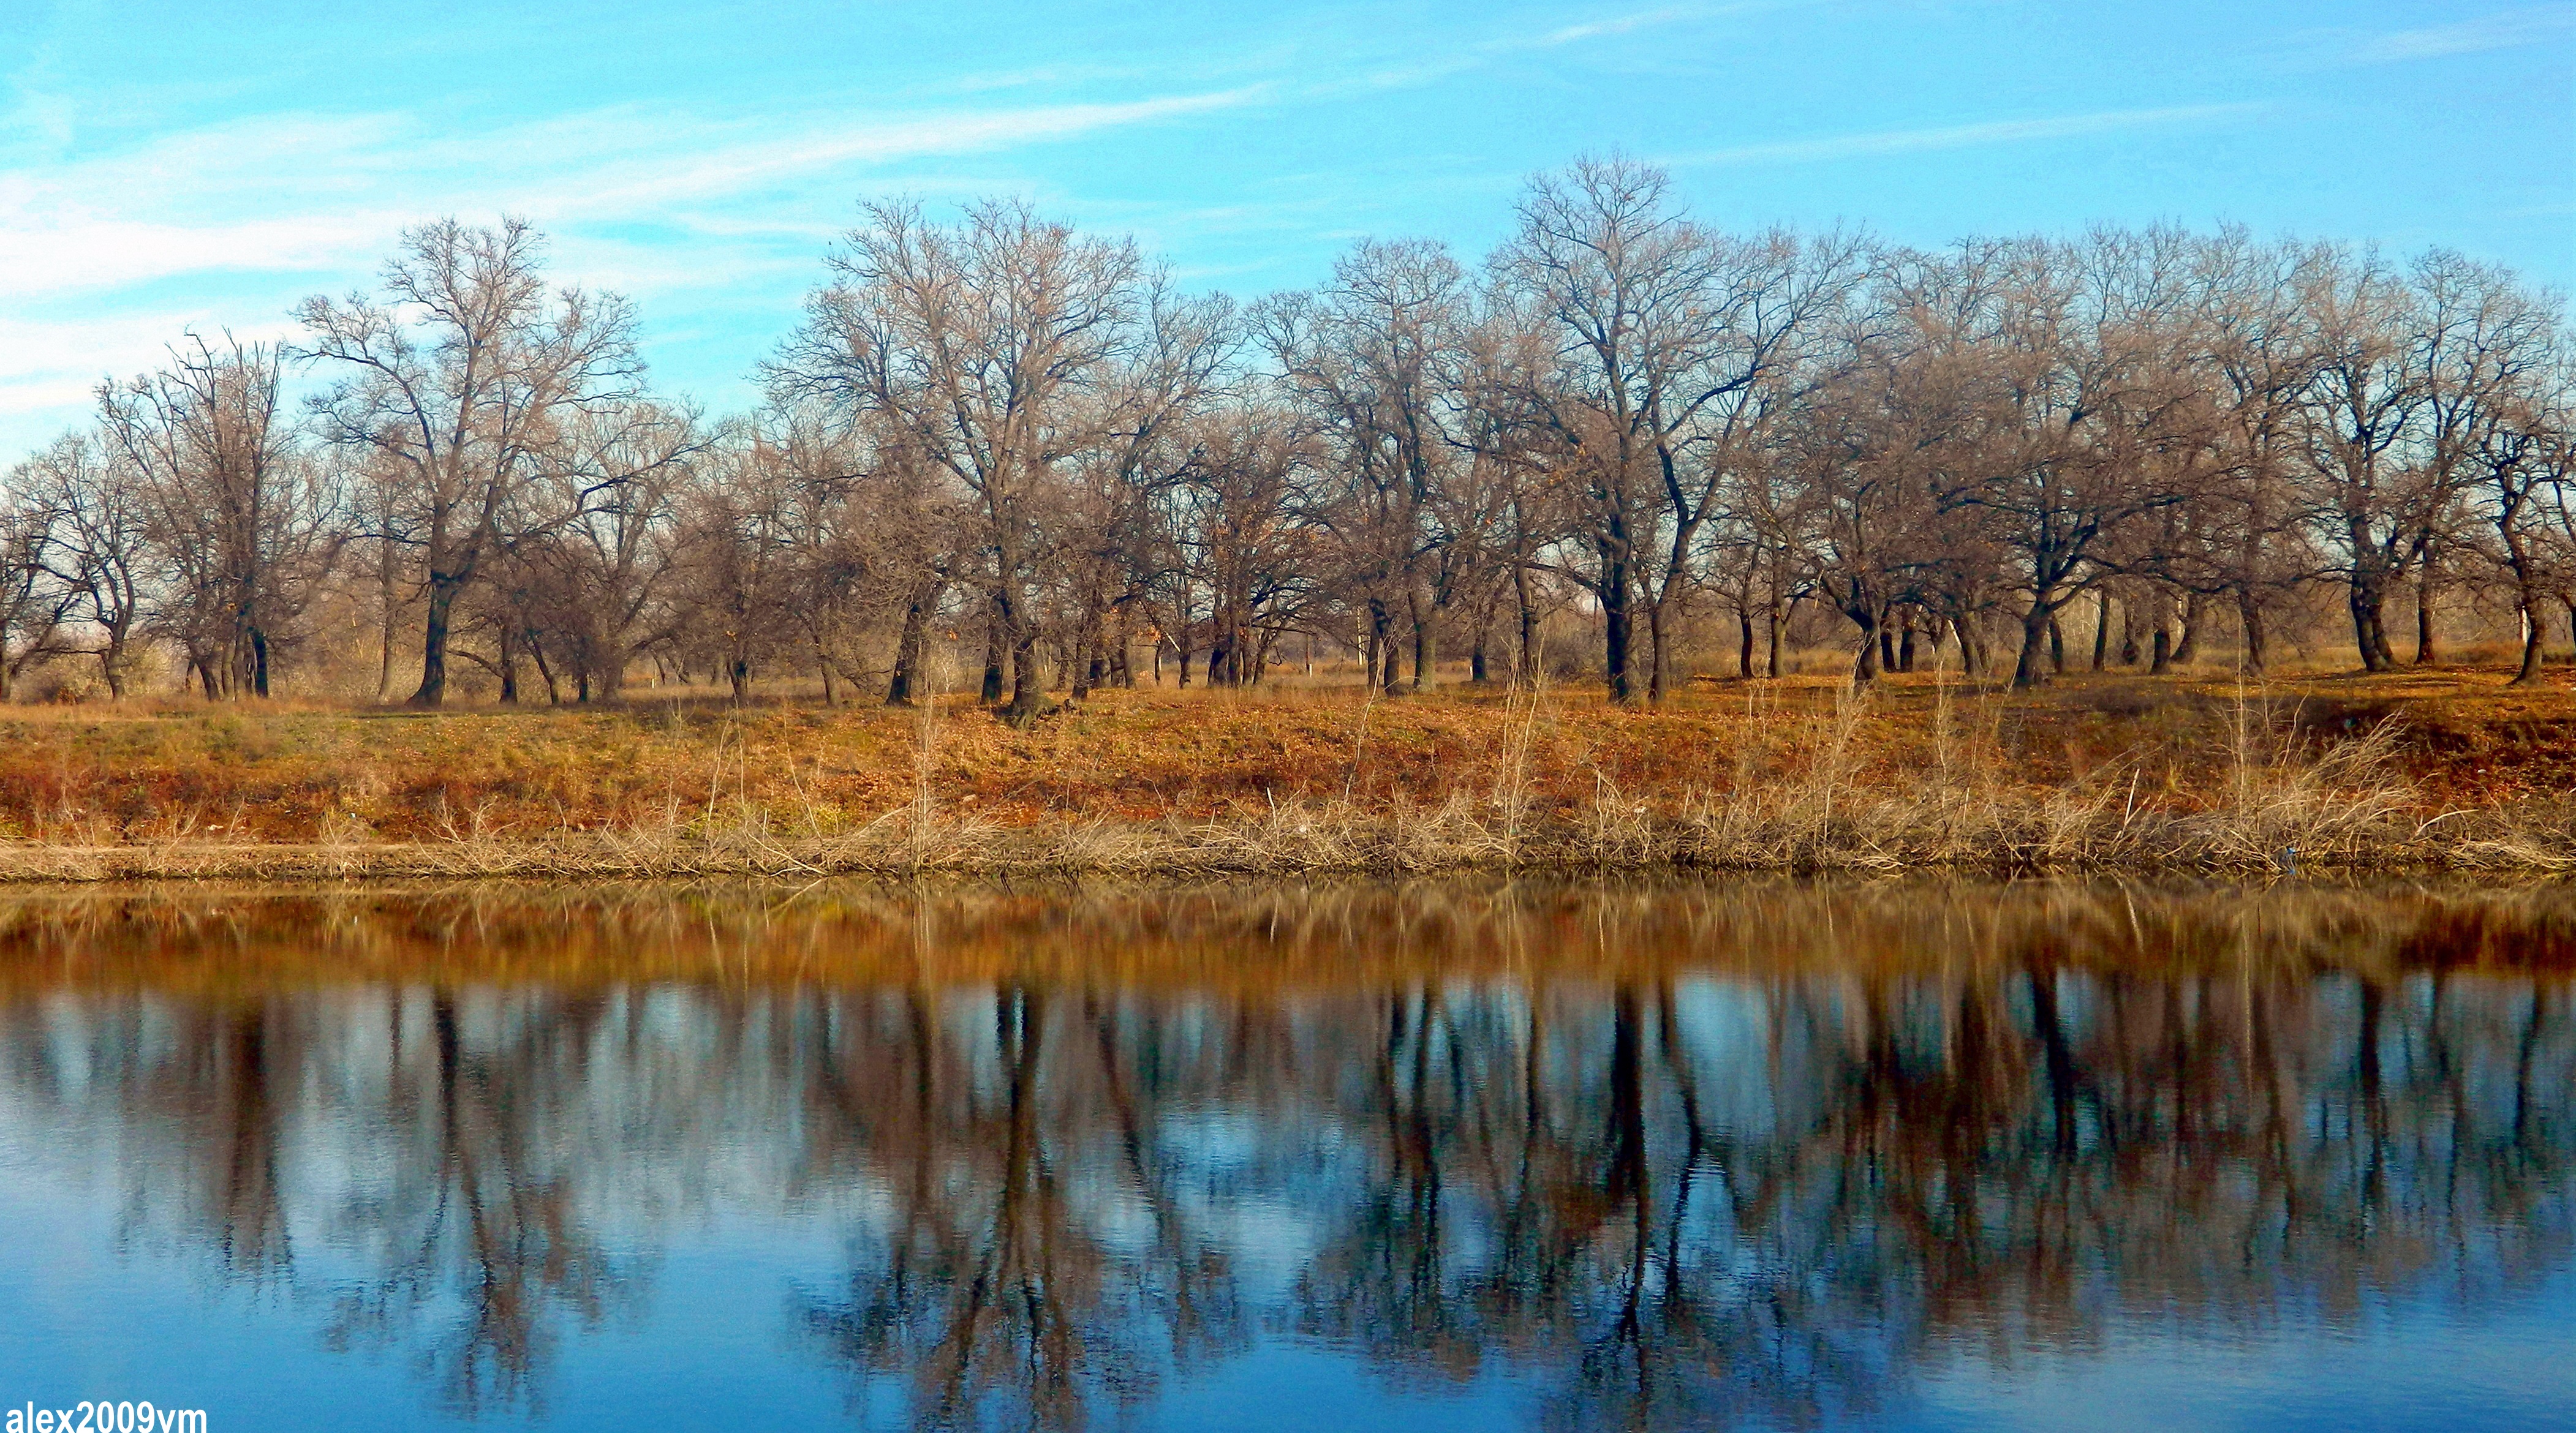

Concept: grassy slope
[[1, 664, 2572, 875]]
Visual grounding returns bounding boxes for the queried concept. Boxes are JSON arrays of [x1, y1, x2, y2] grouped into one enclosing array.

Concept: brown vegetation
[[4, 666, 2575, 880]]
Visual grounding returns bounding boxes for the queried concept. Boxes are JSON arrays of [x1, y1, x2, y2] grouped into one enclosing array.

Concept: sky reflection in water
[[0, 880, 2570, 1431]]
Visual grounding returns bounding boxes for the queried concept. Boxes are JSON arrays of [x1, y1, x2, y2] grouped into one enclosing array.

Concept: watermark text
[[7, 1404, 202, 1433]]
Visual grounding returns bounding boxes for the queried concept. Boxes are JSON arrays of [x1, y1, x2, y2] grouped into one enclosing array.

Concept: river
[[0, 880, 2569, 1431]]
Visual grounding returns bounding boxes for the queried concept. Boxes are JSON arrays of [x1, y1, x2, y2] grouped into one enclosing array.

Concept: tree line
[[4, 156, 2571, 712]]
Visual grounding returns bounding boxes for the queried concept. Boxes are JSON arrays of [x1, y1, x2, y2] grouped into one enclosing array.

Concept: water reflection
[[1, 881, 2570, 1430]]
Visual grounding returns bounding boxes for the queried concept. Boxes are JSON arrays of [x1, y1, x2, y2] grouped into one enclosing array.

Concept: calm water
[[0, 880, 2570, 1431]]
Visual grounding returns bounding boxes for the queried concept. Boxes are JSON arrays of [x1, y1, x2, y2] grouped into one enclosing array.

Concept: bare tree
[[2295, 247, 2438, 672], [2409, 250, 2561, 676], [13, 178, 2576, 705], [19, 434, 151, 696], [777, 200, 1143, 723], [1486, 156, 1776, 702], [1174, 399, 1323, 685], [1265, 239, 1473, 692], [676, 435, 801, 701], [2178, 231, 2328, 674], [1069, 277, 1237, 697], [2469, 337, 2574, 683], [299, 217, 643, 706], [0, 449, 87, 698], [510, 401, 709, 700], [98, 333, 336, 697]]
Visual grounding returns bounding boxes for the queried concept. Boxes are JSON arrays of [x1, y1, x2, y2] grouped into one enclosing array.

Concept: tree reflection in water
[[0, 881, 2568, 1429]]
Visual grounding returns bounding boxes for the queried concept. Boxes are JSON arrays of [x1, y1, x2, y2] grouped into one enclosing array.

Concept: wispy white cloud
[[0, 214, 403, 296], [556, 89, 1267, 215], [1329, 1, 1777, 95], [944, 61, 1155, 95], [1537, 4, 1706, 47], [1667, 102, 2266, 167], [2335, 4, 2574, 64], [0, 81, 1266, 452], [0, 88, 1266, 302], [0, 0, 1739, 388], [0, 0, 1764, 306], [0, 311, 301, 432]]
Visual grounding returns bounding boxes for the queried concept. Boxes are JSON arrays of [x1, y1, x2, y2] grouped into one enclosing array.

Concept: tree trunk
[[410, 576, 462, 708], [886, 581, 935, 705], [1766, 602, 1783, 679], [1601, 546, 1635, 704], [1367, 601, 1400, 695], [376, 535, 398, 702], [531, 638, 562, 706], [2148, 588, 2174, 674], [1002, 596, 1043, 723], [2047, 615, 2064, 674], [2415, 570, 2437, 665], [1737, 607, 1756, 679], [2171, 595, 2202, 665], [1849, 607, 1881, 687], [980, 593, 1007, 704], [1413, 604, 1437, 693], [2012, 603, 2054, 689], [1114, 598, 1136, 688], [2237, 590, 2270, 675], [1513, 564, 1537, 690], [2349, 574, 2394, 672], [2515, 597, 2546, 685], [2091, 590, 2112, 671], [1645, 592, 1671, 702], [1071, 604, 1097, 700], [499, 622, 519, 705], [2503, 528, 2547, 685]]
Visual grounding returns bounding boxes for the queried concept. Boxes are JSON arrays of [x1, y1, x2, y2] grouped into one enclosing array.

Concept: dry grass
[[4, 663, 2576, 880]]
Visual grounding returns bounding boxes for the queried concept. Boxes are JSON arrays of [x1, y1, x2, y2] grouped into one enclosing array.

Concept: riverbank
[[4, 875, 2570, 991], [3, 666, 2574, 880]]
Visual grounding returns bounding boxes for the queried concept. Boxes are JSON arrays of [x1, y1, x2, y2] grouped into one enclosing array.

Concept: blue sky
[[2, 1, 2570, 457]]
